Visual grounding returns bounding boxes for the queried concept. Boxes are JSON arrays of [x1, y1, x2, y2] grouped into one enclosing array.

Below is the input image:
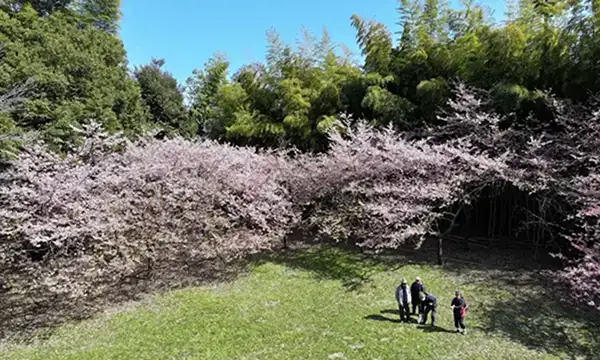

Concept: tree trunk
[[437, 236, 444, 265], [489, 194, 496, 248], [464, 207, 470, 251]]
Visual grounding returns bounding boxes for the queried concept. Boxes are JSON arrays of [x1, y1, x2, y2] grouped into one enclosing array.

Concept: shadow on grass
[[364, 309, 419, 324], [4, 239, 595, 358], [0, 243, 408, 342], [364, 314, 402, 323], [260, 240, 557, 293], [0, 256, 248, 343], [481, 293, 600, 359], [417, 325, 456, 333], [262, 245, 405, 291], [380, 309, 420, 323], [268, 244, 600, 356], [380, 309, 400, 315]]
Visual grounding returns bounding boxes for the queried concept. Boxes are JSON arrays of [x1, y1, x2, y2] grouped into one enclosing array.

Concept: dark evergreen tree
[[134, 58, 191, 136]]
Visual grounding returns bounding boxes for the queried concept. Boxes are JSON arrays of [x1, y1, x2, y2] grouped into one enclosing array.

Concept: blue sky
[[120, 0, 506, 85]]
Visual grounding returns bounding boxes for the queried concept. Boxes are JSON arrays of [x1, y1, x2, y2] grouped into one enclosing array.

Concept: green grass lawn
[[1, 246, 598, 360]]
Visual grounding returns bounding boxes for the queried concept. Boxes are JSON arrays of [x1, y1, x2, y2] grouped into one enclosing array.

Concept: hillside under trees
[[0, 0, 599, 342]]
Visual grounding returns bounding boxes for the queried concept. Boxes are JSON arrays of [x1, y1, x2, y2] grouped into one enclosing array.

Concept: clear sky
[[120, 0, 506, 85]]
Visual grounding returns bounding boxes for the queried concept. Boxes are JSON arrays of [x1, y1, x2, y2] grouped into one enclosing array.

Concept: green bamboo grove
[[3, 0, 600, 155]]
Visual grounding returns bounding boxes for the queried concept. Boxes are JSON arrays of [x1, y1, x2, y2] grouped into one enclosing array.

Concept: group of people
[[394, 277, 468, 335]]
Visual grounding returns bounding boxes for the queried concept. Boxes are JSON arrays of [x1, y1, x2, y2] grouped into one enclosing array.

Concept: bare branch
[[0, 78, 34, 113]]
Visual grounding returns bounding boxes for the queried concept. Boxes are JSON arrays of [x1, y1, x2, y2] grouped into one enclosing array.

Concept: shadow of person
[[365, 310, 420, 324], [417, 325, 455, 333], [364, 314, 402, 323], [407, 317, 419, 324], [380, 309, 399, 315]]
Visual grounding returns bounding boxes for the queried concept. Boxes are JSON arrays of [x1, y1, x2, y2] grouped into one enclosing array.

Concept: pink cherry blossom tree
[[1, 82, 598, 337]]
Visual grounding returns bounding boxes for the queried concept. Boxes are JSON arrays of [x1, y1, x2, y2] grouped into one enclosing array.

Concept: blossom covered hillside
[[0, 85, 599, 338]]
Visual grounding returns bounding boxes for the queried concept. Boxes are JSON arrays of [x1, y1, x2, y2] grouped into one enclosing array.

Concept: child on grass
[[451, 290, 469, 334]]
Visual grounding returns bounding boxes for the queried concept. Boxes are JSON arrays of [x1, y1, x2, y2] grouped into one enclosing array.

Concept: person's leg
[[421, 307, 429, 324], [399, 303, 404, 321], [412, 301, 417, 315], [459, 316, 466, 334], [454, 315, 460, 332], [404, 303, 411, 321], [431, 307, 437, 326]]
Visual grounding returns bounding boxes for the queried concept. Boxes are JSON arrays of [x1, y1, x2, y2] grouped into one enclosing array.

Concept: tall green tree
[[212, 29, 366, 151], [186, 53, 230, 137], [176, 1, 600, 151], [0, 3, 146, 151], [134, 58, 190, 135], [3, 0, 74, 16], [397, 0, 421, 50], [77, 0, 121, 34], [351, 15, 393, 75]]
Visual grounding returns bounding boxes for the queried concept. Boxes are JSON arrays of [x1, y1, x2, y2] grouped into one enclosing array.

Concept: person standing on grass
[[451, 290, 469, 335], [395, 278, 412, 322], [418, 291, 438, 326], [410, 277, 424, 315]]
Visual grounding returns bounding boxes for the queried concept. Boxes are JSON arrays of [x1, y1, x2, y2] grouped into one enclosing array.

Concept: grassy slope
[[1, 247, 598, 360]]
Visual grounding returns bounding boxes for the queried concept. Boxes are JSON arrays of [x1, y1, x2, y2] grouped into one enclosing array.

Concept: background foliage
[[4, 0, 600, 151]]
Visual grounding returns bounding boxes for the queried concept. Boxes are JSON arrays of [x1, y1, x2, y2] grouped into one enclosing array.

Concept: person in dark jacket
[[451, 290, 468, 334], [410, 277, 425, 315], [395, 278, 412, 322], [418, 291, 438, 326]]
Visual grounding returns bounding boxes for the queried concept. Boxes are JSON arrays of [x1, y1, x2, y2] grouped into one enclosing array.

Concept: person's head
[[415, 276, 421, 283], [401, 278, 407, 286], [455, 290, 462, 299], [419, 291, 426, 301]]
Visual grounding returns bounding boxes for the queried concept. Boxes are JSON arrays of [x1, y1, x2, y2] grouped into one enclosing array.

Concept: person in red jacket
[[451, 290, 468, 334]]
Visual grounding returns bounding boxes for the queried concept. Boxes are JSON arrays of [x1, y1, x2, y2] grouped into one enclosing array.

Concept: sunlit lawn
[[2, 247, 597, 359]]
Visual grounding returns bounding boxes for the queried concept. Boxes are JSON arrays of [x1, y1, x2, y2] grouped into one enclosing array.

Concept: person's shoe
[[456, 329, 460, 333], [462, 329, 467, 335]]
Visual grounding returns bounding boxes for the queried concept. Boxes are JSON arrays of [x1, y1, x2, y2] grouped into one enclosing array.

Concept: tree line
[[3, 0, 600, 155]]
